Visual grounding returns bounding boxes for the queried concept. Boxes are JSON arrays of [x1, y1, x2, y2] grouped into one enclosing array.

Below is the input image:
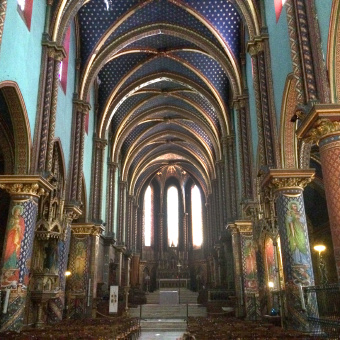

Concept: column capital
[[247, 34, 268, 56], [226, 224, 238, 235], [234, 220, 253, 234], [42, 40, 66, 60], [297, 104, 340, 144], [262, 169, 315, 192], [64, 203, 82, 223], [71, 223, 104, 236], [0, 175, 53, 197], [73, 99, 91, 113], [94, 138, 107, 149]]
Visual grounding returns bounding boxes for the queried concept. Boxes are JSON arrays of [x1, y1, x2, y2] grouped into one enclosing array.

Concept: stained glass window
[[167, 186, 178, 247], [144, 185, 152, 246], [191, 185, 203, 248]]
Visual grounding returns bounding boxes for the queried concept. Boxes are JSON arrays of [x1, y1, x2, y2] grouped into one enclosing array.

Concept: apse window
[[17, 0, 33, 30], [167, 186, 179, 247], [144, 185, 153, 247], [191, 185, 203, 248]]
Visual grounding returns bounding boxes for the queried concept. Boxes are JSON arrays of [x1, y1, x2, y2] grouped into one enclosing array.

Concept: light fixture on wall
[[313, 244, 328, 285]]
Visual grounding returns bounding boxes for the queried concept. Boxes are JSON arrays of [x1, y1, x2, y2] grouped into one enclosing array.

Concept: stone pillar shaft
[[106, 163, 118, 236], [118, 181, 127, 244]]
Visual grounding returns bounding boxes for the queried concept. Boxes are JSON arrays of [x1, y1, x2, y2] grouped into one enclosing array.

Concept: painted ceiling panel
[[179, 91, 221, 134], [120, 34, 199, 52], [129, 144, 158, 177], [180, 0, 241, 57], [121, 56, 210, 92], [111, 93, 155, 135], [142, 80, 189, 91], [105, 0, 221, 49], [172, 50, 230, 105], [78, 0, 140, 67], [121, 121, 156, 156], [98, 52, 153, 111], [135, 163, 162, 191]]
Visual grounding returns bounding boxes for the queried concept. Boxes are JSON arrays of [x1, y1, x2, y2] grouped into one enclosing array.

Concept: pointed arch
[[0, 81, 31, 174]]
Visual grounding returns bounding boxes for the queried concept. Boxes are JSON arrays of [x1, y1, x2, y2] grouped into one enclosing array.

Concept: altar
[[159, 290, 179, 304]]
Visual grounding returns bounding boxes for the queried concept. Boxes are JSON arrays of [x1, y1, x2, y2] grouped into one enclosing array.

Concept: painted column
[[297, 105, 340, 281], [227, 224, 245, 317], [67, 223, 103, 318], [90, 138, 107, 222], [216, 161, 224, 230], [118, 181, 127, 244], [158, 213, 164, 256], [0, 176, 51, 332], [69, 101, 90, 204], [37, 45, 65, 173], [115, 245, 125, 287], [262, 169, 316, 331], [106, 162, 118, 237], [182, 212, 188, 255], [132, 201, 138, 252], [237, 221, 260, 321], [211, 179, 218, 243], [127, 195, 134, 250]]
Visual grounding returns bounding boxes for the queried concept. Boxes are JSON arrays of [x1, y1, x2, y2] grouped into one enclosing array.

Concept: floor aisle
[[138, 331, 185, 340]]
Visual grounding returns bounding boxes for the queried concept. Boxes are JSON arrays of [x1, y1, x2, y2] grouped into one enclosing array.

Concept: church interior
[[0, 0, 340, 338]]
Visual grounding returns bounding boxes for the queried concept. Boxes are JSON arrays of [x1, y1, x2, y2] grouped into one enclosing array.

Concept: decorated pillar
[[126, 195, 134, 250], [262, 169, 316, 331], [118, 181, 127, 244], [90, 139, 107, 222], [106, 162, 118, 237], [227, 223, 245, 317], [297, 105, 340, 281], [182, 212, 188, 255], [0, 176, 51, 332], [115, 245, 126, 287], [67, 223, 104, 318], [69, 100, 91, 205], [102, 236, 116, 291], [236, 221, 260, 321], [216, 161, 224, 230], [132, 201, 138, 252], [0, 0, 7, 48]]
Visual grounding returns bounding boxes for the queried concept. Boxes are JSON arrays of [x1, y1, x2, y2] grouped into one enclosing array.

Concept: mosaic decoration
[[0, 198, 38, 332]]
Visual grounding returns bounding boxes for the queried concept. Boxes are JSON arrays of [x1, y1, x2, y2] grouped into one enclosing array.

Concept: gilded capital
[[304, 118, 340, 144], [234, 220, 253, 234], [71, 223, 104, 235], [0, 175, 53, 197], [247, 35, 267, 56], [262, 169, 315, 192], [74, 99, 91, 114]]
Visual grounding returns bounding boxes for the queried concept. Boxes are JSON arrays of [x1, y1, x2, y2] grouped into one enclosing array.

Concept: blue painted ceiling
[[77, 0, 242, 190]]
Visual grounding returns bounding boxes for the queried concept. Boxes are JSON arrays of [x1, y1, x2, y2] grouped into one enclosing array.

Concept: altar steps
[[146, 288, 198, 304]]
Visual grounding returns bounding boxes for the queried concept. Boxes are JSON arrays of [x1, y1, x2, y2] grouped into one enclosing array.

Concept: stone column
[[236, 221, 260, 321], [118, 181, 127, 244], [216, 161, 224, 230], [126, 195, 134, 250], [132, 201, 138, 252], [0, 176, 52, 332], [183, 212, 188, 255], [211, 180, 219, 243], [297, 105, 340, 281], [69, 101, 90, 205], [262, 169, 316, 331], [106, 162, 118, 237], [115, 245, 126, 287], [227, 223, 245, 317], [37, 44, 65, 173], [90, 139, 107, 222], [158, 213, 164, 255], [130, 253, 140, 287], [102, 235, 115, 291]]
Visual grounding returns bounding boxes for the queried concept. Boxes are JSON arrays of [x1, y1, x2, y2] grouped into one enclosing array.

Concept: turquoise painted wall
[[113, 166, 119, 236], [0, 0, 45, 138], [55, 22, 76, 173], [233, 108, 242, 203], [83, 86, 95, 216], [315, 0, 333, 60], [264, 1, 292, 122]]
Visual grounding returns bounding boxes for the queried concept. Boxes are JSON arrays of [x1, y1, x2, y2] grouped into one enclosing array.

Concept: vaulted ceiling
[[77, 0, 243, 197]]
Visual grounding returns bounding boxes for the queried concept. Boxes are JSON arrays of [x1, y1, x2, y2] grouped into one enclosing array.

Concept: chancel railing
[[303, 283, 340, 338]]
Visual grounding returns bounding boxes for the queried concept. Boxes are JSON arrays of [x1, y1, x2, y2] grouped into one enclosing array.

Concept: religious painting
[[243, 238, 257, 290], [1, 204, 25, 287], [264, 237, 276, 288], [284, 199, 312, 285]]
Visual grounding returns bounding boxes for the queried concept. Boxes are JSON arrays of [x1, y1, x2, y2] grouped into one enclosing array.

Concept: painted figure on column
[[244, 239, 257, 289], [265, 237, 276, 286], [285, 200, 311, 285], [1, 205, 25, 287]]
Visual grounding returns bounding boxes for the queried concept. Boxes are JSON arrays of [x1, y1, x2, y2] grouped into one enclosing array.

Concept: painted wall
[[315, 0, 333, 60], [55, 22, 76, 173], [83, 86, 95, 214], [0, 0, 45, 138], [264, 1, 292, 122]]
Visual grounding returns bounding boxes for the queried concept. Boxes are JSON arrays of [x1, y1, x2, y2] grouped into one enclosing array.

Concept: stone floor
[[138, 331, 185, 340]]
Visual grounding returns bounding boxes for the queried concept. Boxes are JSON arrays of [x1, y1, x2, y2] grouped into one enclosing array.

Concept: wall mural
[[264, 237, 276, 288], [243, 237, 257, 290]]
